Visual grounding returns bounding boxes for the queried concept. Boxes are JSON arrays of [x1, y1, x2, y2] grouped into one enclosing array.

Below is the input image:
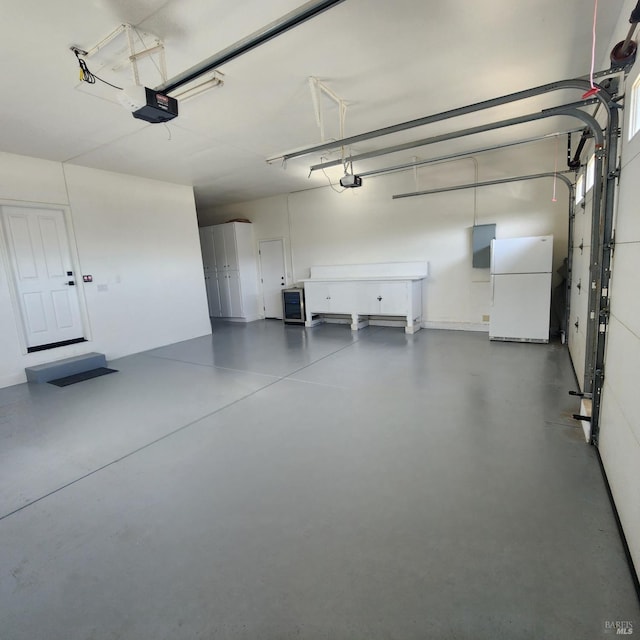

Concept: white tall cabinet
[[199, 222, 260, 322]]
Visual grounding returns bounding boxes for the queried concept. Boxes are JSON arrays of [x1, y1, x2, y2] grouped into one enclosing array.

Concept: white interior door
[[1, 205, 84, 349], [259, 239, 285, 319]]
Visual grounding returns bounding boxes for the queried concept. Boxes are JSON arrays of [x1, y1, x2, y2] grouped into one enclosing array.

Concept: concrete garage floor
[[0, 321, 638, 639]]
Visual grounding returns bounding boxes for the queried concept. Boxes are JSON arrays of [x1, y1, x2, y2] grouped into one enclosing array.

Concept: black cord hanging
[[73, 49, 123, 90]]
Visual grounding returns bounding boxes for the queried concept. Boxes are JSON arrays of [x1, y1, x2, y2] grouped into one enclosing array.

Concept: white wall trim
[[422, 320, 489, 333]]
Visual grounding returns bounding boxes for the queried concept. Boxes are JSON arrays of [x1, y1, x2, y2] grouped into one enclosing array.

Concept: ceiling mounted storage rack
[[71, 23, 168, 89]]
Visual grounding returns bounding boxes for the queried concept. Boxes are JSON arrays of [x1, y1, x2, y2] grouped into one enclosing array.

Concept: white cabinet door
[[357, 282, 407, 315], [227, 271, 244, 317], [223, 223, 239, 271], [213, 226, 226, 271], [199, 227, 215, 272], [328, 282, 354, 311], [305, 282, 331, 312], [207, 275, 222, 317], [204, 274, 213, 316], [379, 282, 409, 315], [218, 273, 231, 317], [356, 283, 380, 314]]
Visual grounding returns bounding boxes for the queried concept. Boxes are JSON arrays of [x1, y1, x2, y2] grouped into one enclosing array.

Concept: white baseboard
[[422, 321, 489, 333], [0, 372, 27, 389]]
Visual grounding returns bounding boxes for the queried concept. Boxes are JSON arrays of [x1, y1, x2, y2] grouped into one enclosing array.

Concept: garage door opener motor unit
[[118, 86, 178, 123]]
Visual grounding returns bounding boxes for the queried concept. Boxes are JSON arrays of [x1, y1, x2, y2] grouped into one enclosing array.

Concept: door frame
[[0, 200, 92, 354], [258, 237, 287, 319]]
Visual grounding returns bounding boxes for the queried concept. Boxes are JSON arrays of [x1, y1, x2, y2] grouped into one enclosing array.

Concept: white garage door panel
[[610, 244, 640, 339], [601, 316, 640, 439], [599, 388, 640, 570]]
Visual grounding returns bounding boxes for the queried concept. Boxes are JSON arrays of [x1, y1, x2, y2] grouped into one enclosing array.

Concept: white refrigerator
[[490, 235, 553, 343]]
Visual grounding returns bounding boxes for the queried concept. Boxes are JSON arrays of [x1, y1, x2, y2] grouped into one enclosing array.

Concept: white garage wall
[[0, 152, 211, 388], [597, 0, 640, 573], [200, 142, 570, 329]]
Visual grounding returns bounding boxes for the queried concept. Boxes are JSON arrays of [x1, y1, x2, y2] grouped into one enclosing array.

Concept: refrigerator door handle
[[491, 275, 495, 306]]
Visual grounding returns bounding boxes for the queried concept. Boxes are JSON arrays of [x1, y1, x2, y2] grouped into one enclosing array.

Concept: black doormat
[[48, 367, 118, 387]]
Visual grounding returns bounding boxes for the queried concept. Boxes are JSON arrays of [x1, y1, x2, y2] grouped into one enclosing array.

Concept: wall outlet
[[482, 315, 490, 322]]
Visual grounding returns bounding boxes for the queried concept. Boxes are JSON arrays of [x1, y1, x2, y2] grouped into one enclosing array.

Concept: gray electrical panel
[[472, 223, 496, 268]]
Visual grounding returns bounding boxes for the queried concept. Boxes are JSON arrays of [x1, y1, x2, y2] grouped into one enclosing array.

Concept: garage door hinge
[[605, 233, 616, 254]]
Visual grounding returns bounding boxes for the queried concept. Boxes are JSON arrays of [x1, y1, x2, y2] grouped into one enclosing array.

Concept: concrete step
[[25, 352, 107, 384]]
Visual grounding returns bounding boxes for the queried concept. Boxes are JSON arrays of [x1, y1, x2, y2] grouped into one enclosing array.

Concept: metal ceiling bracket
[[308, 77, 347, 144]]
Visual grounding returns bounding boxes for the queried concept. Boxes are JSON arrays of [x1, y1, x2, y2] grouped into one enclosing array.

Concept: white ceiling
[[0, 0, 624, 208]]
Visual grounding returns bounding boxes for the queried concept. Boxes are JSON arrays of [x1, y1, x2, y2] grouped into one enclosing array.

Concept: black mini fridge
[[282, 288, 305, 324]]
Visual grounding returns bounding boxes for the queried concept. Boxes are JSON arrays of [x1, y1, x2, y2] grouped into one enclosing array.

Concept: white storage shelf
[[302, 263, 427, 334], [199, 222, 260, 322]]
